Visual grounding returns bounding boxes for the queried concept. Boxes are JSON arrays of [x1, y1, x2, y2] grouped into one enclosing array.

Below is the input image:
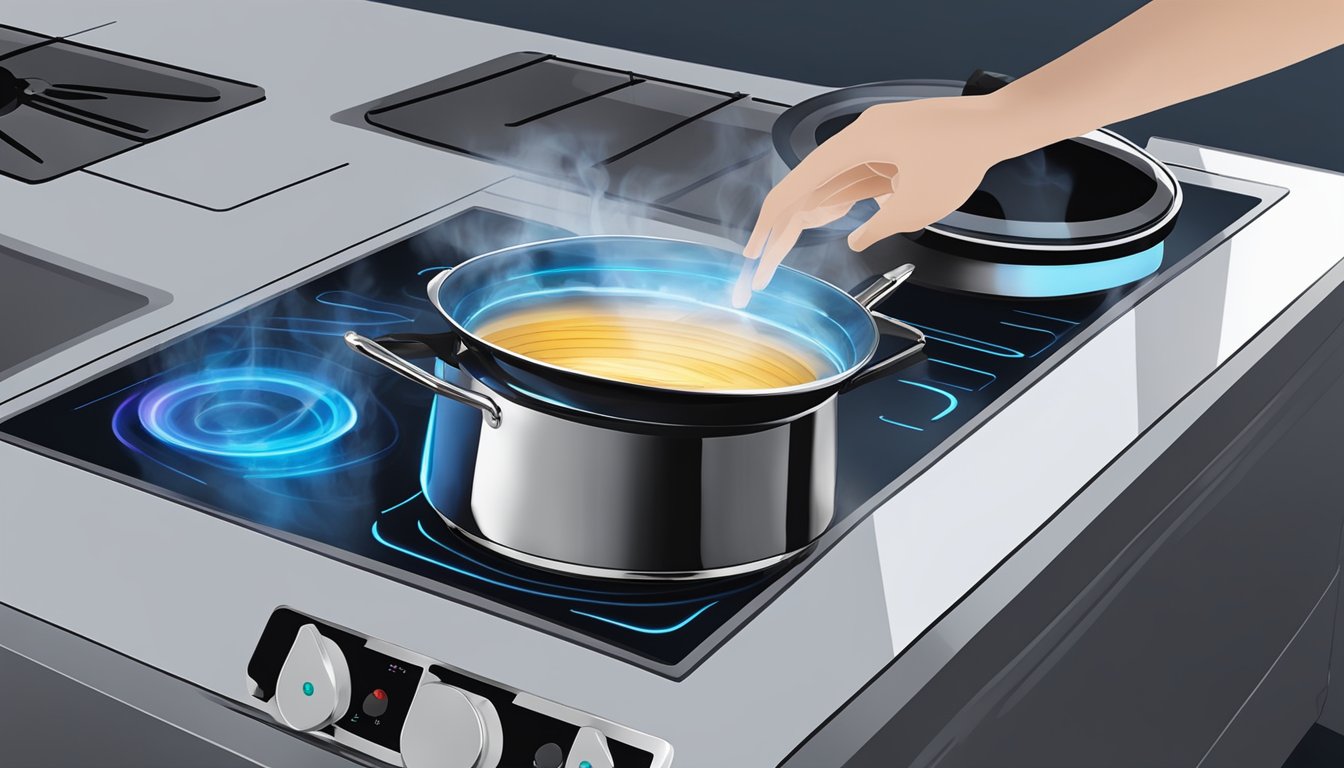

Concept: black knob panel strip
[[246, 607, 662, 768]]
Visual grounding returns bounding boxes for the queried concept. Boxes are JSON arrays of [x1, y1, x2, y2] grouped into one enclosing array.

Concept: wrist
[[983, 83, 1096, 158], [980, 87, 1075, 159]]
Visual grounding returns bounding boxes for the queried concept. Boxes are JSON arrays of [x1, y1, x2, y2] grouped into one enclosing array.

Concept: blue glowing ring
[[986, 242, 1165, 297], [137, 368, 358, 459]]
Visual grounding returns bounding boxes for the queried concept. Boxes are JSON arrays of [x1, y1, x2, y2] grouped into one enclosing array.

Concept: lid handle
[[961, 69, 1016, 96]]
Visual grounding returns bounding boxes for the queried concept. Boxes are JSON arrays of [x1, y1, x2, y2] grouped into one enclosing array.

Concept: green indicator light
[[302, 681, 315, 696], [579, 762, 592, 768]]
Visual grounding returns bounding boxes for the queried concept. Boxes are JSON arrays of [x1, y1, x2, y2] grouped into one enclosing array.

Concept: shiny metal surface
[[426, 367, 839, 577], [464, 688, 505, 768], [349, 319, 850, 577], [355, 251, 921, 579], [344, 331, 502, 429], [398, 683, 494, 768], [273, 624, 351, 732], [349, 309, 855, 576], [442, 515, 811, 582], [852, 264, 915, 310], [842, 312, 926, 392], [565, 727, 614, 768]]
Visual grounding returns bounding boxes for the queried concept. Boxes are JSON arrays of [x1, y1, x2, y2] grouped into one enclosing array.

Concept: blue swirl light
[[878, 416, 924, 432], [925, 358, 997, 392], [570, 603, 718, 635], [137, 368, 358, 459], [896, 379, 959, 421]]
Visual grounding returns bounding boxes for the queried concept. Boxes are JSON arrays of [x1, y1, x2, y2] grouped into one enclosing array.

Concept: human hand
[[735, 94, 1025, 306], [735, 0, 1344, 308]]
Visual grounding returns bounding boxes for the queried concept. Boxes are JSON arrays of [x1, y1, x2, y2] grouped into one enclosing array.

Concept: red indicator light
[[373, 688, 387, 701]]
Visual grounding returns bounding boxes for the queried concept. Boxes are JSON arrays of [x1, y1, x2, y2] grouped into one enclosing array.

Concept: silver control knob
[[273, 623, 352, 731], [400, 683, 503, 768], [566, 726, 615, 768]]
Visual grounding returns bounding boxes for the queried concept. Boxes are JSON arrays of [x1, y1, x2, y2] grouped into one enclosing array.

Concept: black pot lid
[[772, 78, 1182, 258]]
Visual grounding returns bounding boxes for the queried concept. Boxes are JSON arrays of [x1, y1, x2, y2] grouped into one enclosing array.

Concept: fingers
[[744, 177, 802, 261], [744, 167, 893, 293], [740, 122, 901, 295], [752, 202, 852, 291], [844, 200, 951, 254], [816, 173, 896, 210], [744, 140, 862, 259], [751, 218, 804, 291], [848, 180, 955, 251], [743, 218, 770, 262], [849, 203, 912, 251], [731, 257, 756, 308]]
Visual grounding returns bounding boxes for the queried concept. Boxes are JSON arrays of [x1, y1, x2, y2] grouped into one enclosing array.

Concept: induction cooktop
[[0, 183, 1260, 676]]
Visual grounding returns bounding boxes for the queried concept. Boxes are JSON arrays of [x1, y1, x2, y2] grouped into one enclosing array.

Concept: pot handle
[[360, 331, 463, 362], [343, 331, 502, 428], [843, 264, 927, 392], [843, 313, 926, 392], [853, 263, 915, 311]]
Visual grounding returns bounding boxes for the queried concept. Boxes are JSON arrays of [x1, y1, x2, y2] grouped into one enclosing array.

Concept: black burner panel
[[349, 53, 786, 234], [0, 67, 22, 117], [0, 187, 1259, 676], [0, 25, 264, 183]]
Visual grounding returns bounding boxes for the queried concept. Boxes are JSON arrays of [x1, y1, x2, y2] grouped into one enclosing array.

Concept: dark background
[[377, 0, 1344, 172]]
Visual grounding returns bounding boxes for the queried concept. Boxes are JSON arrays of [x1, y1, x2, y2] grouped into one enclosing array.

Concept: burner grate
[[346, 52, 785, 235], [0, 25, 264, 183]]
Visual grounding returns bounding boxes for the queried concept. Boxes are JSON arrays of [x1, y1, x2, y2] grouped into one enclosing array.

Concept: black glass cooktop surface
[[0, 184, 1259, 675]]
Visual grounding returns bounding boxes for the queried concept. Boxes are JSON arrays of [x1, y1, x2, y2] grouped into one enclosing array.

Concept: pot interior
[[434, 236, 879, 393]]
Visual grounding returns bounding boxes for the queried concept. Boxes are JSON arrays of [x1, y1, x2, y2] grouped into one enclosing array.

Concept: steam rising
[[105, 71, 900, 529], [112, 282, 416, 533], [406, 80, 881, 307]]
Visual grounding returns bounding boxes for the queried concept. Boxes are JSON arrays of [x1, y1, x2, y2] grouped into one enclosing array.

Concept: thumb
[[848, 173, 910, 252], [848, 186, 958, 251], [848, 204, 911, 252]]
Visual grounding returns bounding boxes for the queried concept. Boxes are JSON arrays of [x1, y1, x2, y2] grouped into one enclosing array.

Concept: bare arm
[[993, 0, 1344, 154], [737, 0, 1344, 304]]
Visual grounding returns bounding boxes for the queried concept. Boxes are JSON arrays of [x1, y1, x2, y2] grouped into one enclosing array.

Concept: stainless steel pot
[[345, 235, 925, 580]]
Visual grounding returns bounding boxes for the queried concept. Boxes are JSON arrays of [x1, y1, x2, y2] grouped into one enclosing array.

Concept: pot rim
[[924, 128, 1182, 250], [426, 234, 884, 399]]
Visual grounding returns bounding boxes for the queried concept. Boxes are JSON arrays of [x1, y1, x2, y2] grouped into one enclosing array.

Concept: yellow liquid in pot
[[475, 298, 830, 391]]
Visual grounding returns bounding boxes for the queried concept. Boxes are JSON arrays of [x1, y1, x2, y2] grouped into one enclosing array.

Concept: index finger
[[744, 139, 859, 259]]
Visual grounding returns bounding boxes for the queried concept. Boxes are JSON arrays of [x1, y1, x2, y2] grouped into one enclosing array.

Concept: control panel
[[245, 608, 672, 767]]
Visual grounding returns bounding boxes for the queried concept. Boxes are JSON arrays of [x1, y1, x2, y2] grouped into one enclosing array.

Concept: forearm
[[988, 0, 1344, 152]]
